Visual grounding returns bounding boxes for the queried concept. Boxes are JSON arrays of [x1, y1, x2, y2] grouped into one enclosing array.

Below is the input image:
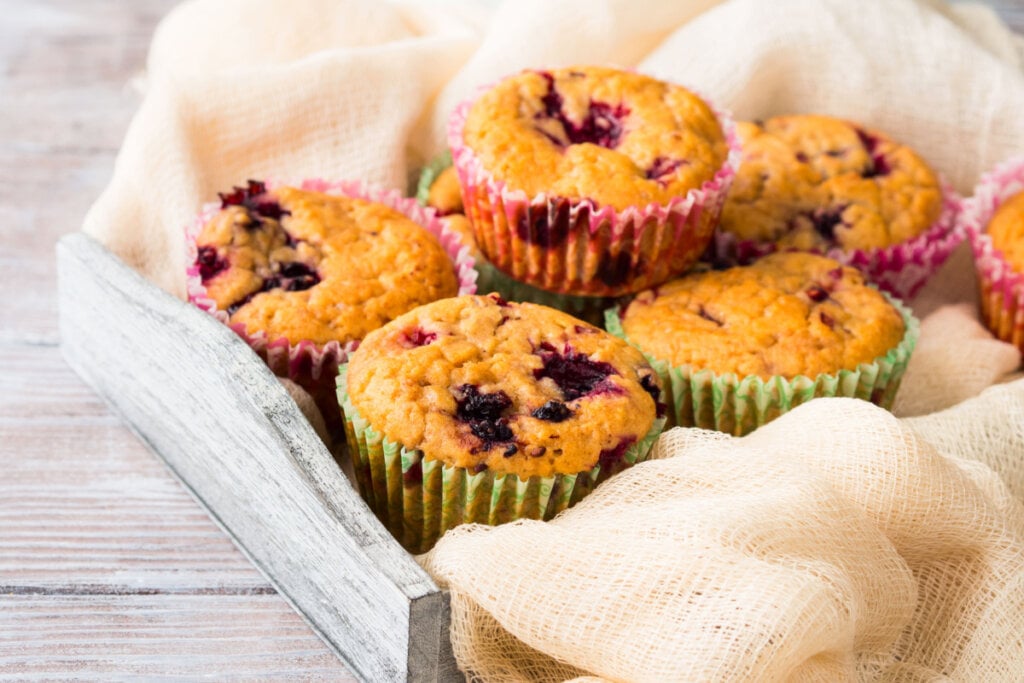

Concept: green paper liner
[[475, 256, 623, 327], [604, 292, 919, 437], [338, 365, 665, 554]]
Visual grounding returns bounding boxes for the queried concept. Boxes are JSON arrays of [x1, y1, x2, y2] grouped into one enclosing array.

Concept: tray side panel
[[56, 233, 458, 682]]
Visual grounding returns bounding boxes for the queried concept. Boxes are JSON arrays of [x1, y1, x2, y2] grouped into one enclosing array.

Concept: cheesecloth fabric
[[82, 0, 1024, 679]]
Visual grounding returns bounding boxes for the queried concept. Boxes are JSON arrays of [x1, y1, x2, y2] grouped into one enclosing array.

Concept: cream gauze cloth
[[83, 0, 1024, 680]]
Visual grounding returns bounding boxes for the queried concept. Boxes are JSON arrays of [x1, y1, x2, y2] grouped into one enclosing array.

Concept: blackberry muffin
[[965, 158, 1024, 353], [187, 179, 477, 440], [449, 66, 740, 297], [716, 115, 960, 299], [339, 293, 666, 553], [607, 253, 918, 436]]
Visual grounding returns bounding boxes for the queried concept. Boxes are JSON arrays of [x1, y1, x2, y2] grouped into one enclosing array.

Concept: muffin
[[417, 150, 465, 217], [448, 66, 740, 297], [963, 157, 1024, 353], [338, 293, 666, 553], [186, 179, 478, 440], [417, 152, 622, 326], [715, 115, 961, 299], [606, 253, 918, 436]]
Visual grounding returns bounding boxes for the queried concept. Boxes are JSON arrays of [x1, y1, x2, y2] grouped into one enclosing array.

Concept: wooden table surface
[[3, 1, 1022, 679]]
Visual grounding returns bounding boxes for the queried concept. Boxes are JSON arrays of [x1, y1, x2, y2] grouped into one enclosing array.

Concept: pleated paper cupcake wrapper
[[447, 82, 742, 298], [185, 178, 480, 442], [417, 153, 623, 326], [709, 182, 963, 301], [962, 156, 1024, 352], [604, 294, 919, 437], [338, 365, 665, 554]]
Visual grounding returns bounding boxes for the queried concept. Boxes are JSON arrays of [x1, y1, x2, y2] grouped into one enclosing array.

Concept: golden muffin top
[[619, 253, 906, 380], [194, 182, 459, 345], [346, 294, 661, 479], [721, 115, 943, 252], [461, 66, 729, 211]]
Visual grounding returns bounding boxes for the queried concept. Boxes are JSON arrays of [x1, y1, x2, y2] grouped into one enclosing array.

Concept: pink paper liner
[[962, 156, 1024, 352], [185, 179, 479, 439], [447, 76, 742, 297], [709, 181, 963, 301]]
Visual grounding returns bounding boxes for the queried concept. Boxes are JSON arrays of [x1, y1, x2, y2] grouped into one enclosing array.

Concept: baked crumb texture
[[722, 116, 942, 252], [449, 66, 740, 297], [610, 252, 918, 435], [347, 294, 661, 479], [194, 182, 460, 346], [714, 115, 961, 301], [621, 252, 904, 379]]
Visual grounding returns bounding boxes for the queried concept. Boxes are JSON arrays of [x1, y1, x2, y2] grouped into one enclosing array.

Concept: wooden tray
[[56, 232, 461, 682]]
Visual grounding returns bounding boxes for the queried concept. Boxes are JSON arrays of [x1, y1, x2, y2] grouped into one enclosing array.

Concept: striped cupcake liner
[[709, 181, 963, 301], [337, 365, 665, 554], [447, 76, 742, 298], [962, 156, 1024, 353], [417, 152, 623, 326], [186, 179, 479, 442], [604, 292, 919, 437]]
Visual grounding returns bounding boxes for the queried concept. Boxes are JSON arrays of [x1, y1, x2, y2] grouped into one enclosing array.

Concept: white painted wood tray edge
[[56, 232, 461, 683]]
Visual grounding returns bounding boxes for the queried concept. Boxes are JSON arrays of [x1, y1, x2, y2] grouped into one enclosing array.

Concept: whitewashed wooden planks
[[0, 381, 358, 677], [3, 595, 348, 679], [0, 344, 358, 679], [56, 233, 459, 681], [1, 1, 362, 678]]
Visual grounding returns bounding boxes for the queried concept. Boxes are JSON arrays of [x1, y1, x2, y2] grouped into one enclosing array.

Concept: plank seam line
[[0, 585, 278, 597]]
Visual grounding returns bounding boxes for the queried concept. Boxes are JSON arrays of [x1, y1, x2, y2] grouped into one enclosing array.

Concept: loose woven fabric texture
[[84, 0, 1024, 680]]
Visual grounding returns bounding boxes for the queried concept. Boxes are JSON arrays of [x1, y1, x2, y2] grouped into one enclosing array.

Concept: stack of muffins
[[186, 65, 999, 553]]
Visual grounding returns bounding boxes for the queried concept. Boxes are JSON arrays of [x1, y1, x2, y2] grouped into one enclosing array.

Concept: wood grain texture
[[57, 233, 457, 681], [2, 595, 347, 678], [0, 1, 359, 679], [3, 0, 1023, 680]]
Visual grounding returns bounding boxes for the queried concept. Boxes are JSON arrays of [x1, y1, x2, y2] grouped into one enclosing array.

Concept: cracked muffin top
[[461, 66, 729, 211], [618, 253, 905, 380], [192, 181, 459, 346], [986, 189, 1024, 272], [345, 294, 662, 479], [721, 115, 943, 252]]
